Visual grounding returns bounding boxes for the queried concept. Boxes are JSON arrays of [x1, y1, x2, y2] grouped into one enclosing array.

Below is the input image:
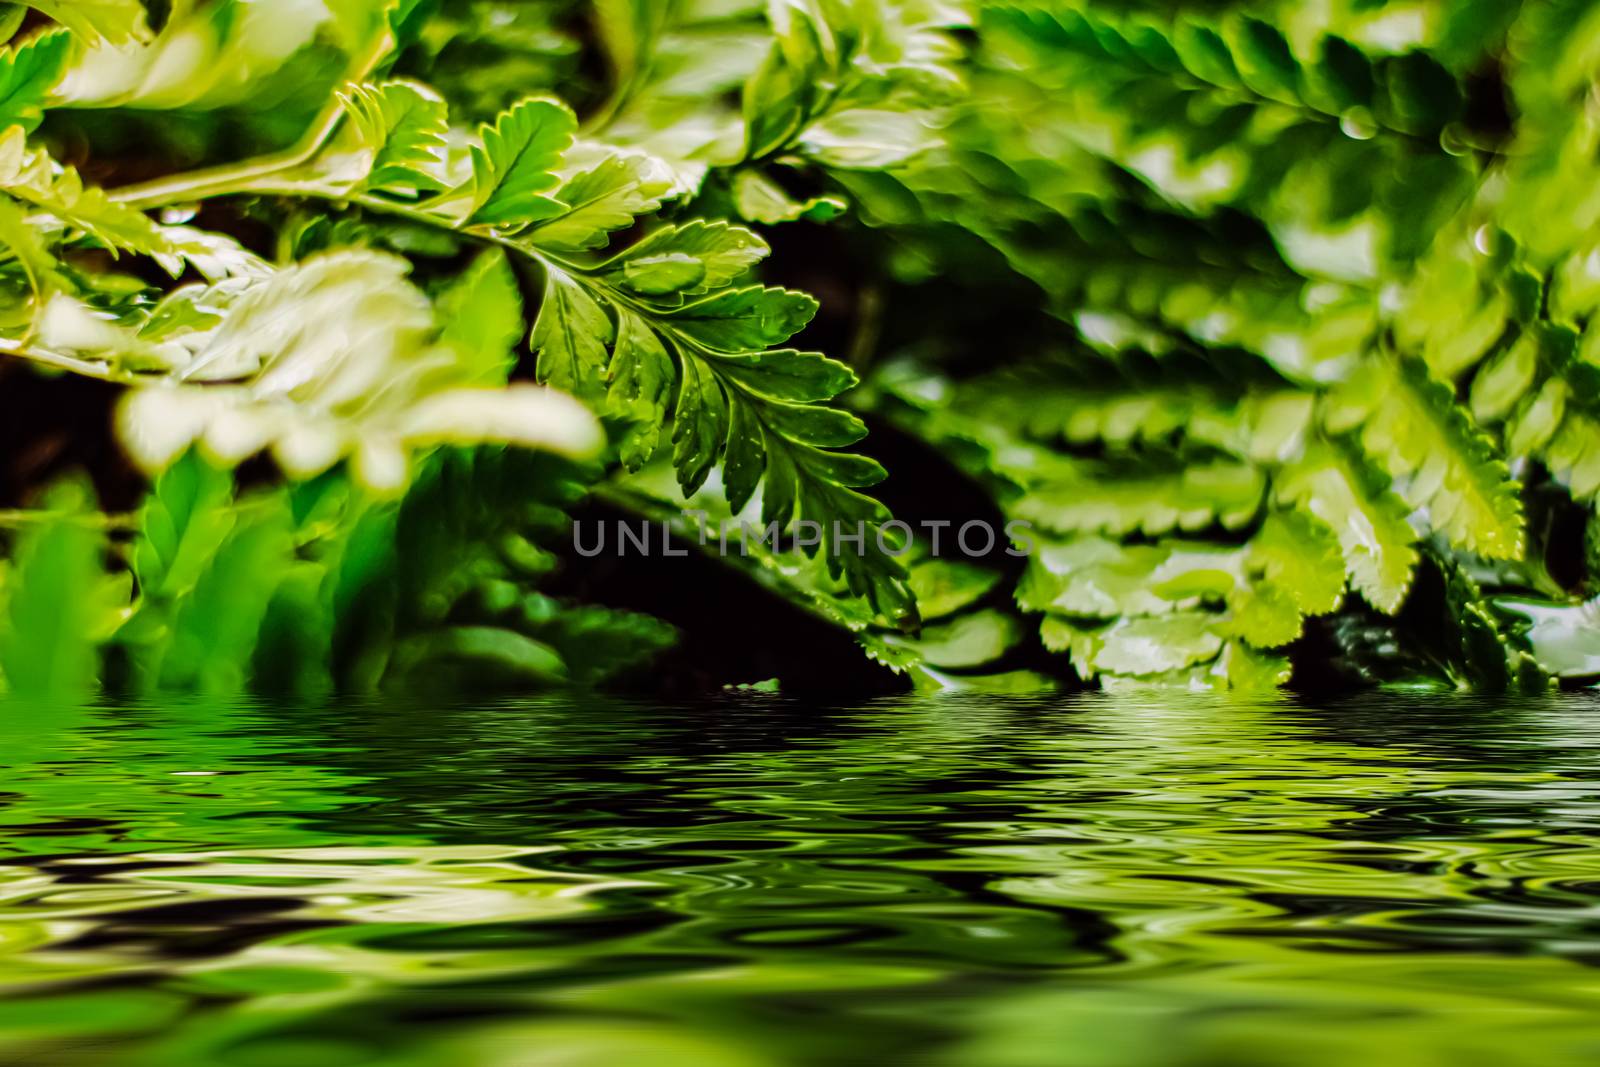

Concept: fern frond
[[1324, 355, 1525, 560], [979, 2, 1477, 269], [1042, 612, 1290, 690], [1394, 229, 1600, 514], [989, 3, 1464, 137], [1018, 535, 1245, 619], [964, 373, 1316, 463], [1539, 404, 1600, 504], [1276, 441, 1419, 613], [1012, 456, 1266, 537], [338, 81, 450, 195], [1019, 526, 1336, 654], [4, 156, 175, 263], [1249, 509, 1346, 618], [531, 222, 914, 620], [466, 97, 577, 231]]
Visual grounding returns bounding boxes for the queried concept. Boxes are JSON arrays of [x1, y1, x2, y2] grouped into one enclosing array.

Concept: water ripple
[[3, 695, 1600, 1064]]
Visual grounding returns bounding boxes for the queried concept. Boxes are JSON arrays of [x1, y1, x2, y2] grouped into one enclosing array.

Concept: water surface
[[3, 695, 1600, 1066]]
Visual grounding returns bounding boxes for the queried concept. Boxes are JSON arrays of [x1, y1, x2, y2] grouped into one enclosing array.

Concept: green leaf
[[1171, 20, 1241, 87], [1386, 50, 1462, 135], [1227, 579, 1304, 648], [1093, 612, 1226, 676], [1411, 281, 1510, 381], [1018, 536, 1244, 618], [755, 398, 867, 447], [908, 558, 1003, 621], [668, 285, 818, 351], [132, 450, 236, 601], [1043, 615, 1285, 689], [0, 29, 70, 132], [436, 248, 523, 383], [1011, 521, 1324, 655], [704, 348, 857, 403], [1316, 35, 1374, 111], [1507, 378, 1568, 460], [154, 499, 295, 695], [1469, 331, 1539, 423], [528, 221, 904, 621], [1211, 640, 1293, 690], [538, 603, 677, 685], [339, 80, 449, 194], [252, 562, 335, 700], [608, 309, 675, 470], [800, 109, 938, 169], [0, 7, 24, 47], [1540, 404, 1600, 503], [594, 0, 672, 92], [743, 43, 813, 160], [394, 626, 568, 686], [962, 377, 1316, 464], [1427, 556, 1542, 693], [467, 97, 577, 230], [624, 253, 707, 295], [671, 354, 730, 494], [604, 220, 771, 296], [0, 143, 185, 269], [0, 480, 111, 698], [1325, 355, 1524, 560], [723, 396, 767, 510], [332, 447, 642, 695], [0, 194, 63, 301], [976, 3, 1471, 275], [769, 0, 839, 78], [1231, 18, 1300, 101], [884, 608, 1020, 669], [532, 265, 615, 400], [365, 451, 677, 692], [1277, 443, 1419, 613], [1249, 510, 1346, 617], [527, 150, 676, 251], [732, 169, 846, 225]]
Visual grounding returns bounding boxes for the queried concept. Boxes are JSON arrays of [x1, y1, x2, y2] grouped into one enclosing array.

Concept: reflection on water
[[3, 695, 1600, 1065]]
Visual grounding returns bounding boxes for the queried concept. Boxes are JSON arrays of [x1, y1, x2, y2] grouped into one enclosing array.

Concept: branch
[[107, 29, 397, 212]]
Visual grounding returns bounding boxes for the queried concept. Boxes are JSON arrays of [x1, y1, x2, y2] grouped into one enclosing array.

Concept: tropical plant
[[0, 0, 956, 698], [8, 0, 1600, 698]]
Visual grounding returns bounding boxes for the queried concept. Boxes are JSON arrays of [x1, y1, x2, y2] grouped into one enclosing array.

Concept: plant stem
[[0, 510, 136, 531], [0, 341, 134, 382], [228, 179, 572, 272], [107, 30, 396, 212]]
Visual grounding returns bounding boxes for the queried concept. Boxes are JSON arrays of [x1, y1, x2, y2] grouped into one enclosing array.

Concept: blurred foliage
[[104, 445, 678, 698], [837, 0, 1600, 692]]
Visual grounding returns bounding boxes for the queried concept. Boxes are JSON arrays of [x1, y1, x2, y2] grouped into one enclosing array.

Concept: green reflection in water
[[3, 695, 1600, 1066]]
